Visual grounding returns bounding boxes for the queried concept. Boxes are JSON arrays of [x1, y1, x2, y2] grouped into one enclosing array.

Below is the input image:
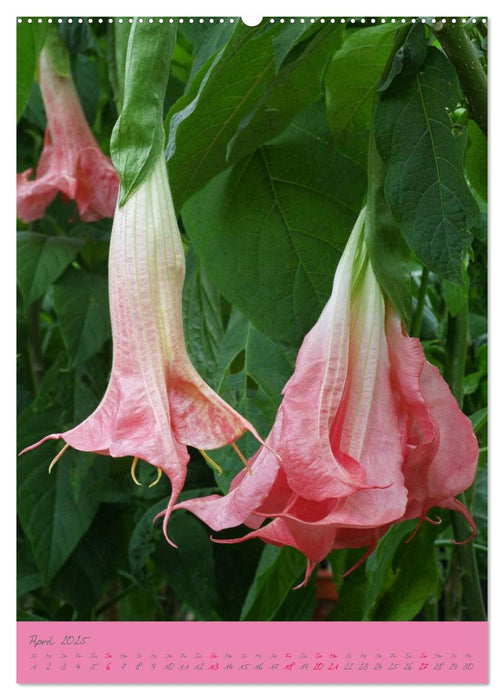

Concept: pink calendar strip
[[17, 621, 488, 684]]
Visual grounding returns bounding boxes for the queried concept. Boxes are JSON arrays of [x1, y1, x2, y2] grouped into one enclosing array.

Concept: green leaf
[[52, 267, 111, 367], [182, 104, 366, 346], [365, 134, 412, 325], [240, 544, 309, 620], [272, 20, 318, 70], [180, 17, 238, 80], [72, 53, 100, 127], [377, 22, 426, 92], [51, 504, 126, 618], [111, 19, 177, 205], [17, 231, 83, 308], [17, 25, 37, 122], [442, 276, 469, 317], [226, 24, 344, 164], [166, 21, 282, 208], [375, 47, 479, 283], [470, 407, 487, 435], [325, 22, 398, 165], [363, 521, 440, 620], [130, 500, 221, 620], [207, 310, 295, 491], [466, 120, 487, 201], [182, 246, 225, 386], [17, 411, 100, 584]]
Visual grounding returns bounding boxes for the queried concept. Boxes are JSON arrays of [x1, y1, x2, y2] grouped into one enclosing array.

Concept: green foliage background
[[17, 17, 487, 622]]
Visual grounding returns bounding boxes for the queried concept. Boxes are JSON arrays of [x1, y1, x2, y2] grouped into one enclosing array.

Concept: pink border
[[17, 621, 488, 684]]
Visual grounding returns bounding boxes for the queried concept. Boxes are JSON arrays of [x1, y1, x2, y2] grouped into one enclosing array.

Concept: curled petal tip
[[48, 443, 70, 474], [149, 467, 163, 488], [130, 457, 142, 486]]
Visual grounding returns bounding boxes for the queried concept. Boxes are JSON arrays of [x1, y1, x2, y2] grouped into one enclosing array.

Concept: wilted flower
[[21, 155, 264, 541], [176, 208, 479, 583], [17, 46, 119, 222]]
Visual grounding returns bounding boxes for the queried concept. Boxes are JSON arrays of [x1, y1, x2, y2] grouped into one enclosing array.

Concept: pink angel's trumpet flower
[[17, 46, 119, 223], [176, 207, 479, 584], [20, 155, 265, 542]]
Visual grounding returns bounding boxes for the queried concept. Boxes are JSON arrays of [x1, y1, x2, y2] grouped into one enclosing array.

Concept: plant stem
[[444, 307, 486, 621], [410, 267, 429, 337], [431, 21, 487, 136]]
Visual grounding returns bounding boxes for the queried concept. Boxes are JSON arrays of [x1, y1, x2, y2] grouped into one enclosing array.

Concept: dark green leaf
[[375, 47, 479, 283], [206, 310, 294, 491], [180, 18, 238, 80], [17, 231, 83, 308], [53, 267, 111, 367], [272, 20, 318, 70], [51, 504, 127, 618], [466, 120, 487, 201], [111, 20, 176, 205], [365, 135, 412, 325], [226, 24, 344, 164], [59, 19, 99, 54], [17, 411, 100, 584], [182, 104, 366, 346], [470, 407, 487, 435], [240, 544, 309, 620], [377, 22, 426, 92], [325, 22, 398, 165], [363, 521, 440, 620], [17, 22, 48, 121], [166, 21, 282, 208], [130, 500, 221, 620], [182, 246, 225, 386], [442, 276, 469, 317], [72, 53, 100, 126]]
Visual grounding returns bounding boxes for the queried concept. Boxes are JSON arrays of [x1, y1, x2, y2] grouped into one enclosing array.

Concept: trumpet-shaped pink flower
[[17, 46, 118, 222], [176, 208, 479, 583], [21, 155, 264, 540]]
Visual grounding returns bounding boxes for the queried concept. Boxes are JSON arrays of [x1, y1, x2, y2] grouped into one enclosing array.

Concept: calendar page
[[16, 11, 488, 685]]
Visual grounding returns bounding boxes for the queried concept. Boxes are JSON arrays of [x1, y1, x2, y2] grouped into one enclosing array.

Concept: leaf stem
[[444, 306, 486, 621], [431, 21, 487, 136], [410, 267, 429, 337]]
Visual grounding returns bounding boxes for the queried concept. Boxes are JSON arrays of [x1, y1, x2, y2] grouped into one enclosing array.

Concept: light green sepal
[[111, 18, 176, 207]]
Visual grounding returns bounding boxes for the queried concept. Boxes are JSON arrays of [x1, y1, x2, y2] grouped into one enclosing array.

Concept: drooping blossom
[[176, 208, 479, 584], [20, 155, 264, 541], [17, 46, 118, 222]]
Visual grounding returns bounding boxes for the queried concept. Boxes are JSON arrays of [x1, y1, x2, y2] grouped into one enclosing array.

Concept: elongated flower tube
[[177, 208, 479, 584], [17, 46, 118, 222], [21, 155, 264, 541]]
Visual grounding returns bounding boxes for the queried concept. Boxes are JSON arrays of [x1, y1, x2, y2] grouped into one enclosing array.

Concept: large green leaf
[[465, 120, 487, 201], [240, 544, 310, 620], [375, 47, 479, 283], [17, 22, 48, 121], [226, 23, 344, 164], [17, 231, 83, 308], [52, 267, 111, 367], [182, 104, 366, 346], [363, 521, 440, 620], [182, 246, 225, 386], [17, 410, 100, 585], [206, 310, 295, 491], [130, 498, 221, 620], [166, 21, 282, 208], [365, 135, 412, 325], [325, 22, 398, 165]]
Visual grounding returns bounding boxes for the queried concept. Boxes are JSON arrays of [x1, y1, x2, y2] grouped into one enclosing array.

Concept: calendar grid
[[17, 621, 488, 684]]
